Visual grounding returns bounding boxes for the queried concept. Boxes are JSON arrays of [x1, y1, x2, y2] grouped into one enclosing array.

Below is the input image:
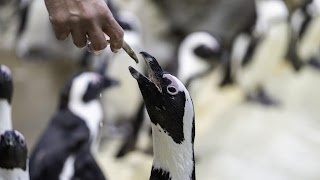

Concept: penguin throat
[[0, 99, 12, 132], [151, 124, 195, 180]]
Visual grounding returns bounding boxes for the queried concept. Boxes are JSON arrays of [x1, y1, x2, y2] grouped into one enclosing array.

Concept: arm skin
[[44, 0, 124, 52]]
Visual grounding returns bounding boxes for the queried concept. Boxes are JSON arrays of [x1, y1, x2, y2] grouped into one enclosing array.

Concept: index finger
[[102, 18, 124, 53]]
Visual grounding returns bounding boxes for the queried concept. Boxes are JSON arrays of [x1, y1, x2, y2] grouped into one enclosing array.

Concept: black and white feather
[[29, 71, 118, 180], [0, 130, 29, 180], [129, 52, 196, 180]]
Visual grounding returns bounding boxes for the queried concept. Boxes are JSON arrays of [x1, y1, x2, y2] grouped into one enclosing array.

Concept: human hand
[[44, 0, 124, 53]]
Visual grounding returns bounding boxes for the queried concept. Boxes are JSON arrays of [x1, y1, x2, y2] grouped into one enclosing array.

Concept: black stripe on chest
[[150, 166, 171, 180]]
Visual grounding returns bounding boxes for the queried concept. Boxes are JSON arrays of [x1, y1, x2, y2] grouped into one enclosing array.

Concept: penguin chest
[[0, 168, 30, 180]]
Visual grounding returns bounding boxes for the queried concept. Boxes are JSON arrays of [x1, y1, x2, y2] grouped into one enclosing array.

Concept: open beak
[[129, 51, 163, 92]]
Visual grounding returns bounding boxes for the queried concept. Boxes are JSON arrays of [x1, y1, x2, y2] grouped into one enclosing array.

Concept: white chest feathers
[[152, 124, 194, 180], [0, 167, 30, 180]]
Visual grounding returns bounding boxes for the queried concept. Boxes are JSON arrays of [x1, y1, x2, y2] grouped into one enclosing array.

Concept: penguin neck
[[150, 117, 195, 180], [68, 99, 103, 151], [0, 99, 12, 132]]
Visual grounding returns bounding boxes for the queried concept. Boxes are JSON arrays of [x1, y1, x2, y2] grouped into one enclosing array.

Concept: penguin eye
[[167, 86, 178, 95]]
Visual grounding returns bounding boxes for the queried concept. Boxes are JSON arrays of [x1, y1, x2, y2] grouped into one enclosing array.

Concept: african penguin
[[129, 52, 196, 180], [0, 65, 13, 132], [230, 0, 290, 106], [0, 130, 29, 180], [289, 0, 320, 70], [29, 70, 118, 180], [177, 31, 223, 88]]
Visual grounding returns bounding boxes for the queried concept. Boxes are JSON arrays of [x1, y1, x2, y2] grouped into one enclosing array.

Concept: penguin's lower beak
[[129, 51, 163, 92]]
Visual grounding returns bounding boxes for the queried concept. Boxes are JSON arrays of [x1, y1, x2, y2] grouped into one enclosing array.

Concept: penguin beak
[[129, 51, 163, 92], [1, 132, 15, 147]]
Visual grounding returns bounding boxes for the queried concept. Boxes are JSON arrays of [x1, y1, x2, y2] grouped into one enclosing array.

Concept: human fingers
[[50, 17, 70, 40], [87, 27, 108, 51], [70, 25, 87, 48], [101, 10, 124, 53]]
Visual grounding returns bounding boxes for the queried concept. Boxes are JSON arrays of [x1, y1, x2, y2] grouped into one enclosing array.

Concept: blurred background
[[1, 0, 320, 179]]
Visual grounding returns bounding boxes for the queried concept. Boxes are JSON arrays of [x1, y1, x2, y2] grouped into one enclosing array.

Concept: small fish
[[87, 39, 139, 63], [122, 41, 139, 63]]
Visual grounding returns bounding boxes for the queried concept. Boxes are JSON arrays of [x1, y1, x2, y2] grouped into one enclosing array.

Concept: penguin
[[129, 51, 196, 180], [289, 0, 320, 70], [29, 70, 118, 180], [0, 130, 29, 180], [0, 65, 13, 132], [177, 31, 226, 89], [230, 0, 290, 106], [0, 65, 30, 180]]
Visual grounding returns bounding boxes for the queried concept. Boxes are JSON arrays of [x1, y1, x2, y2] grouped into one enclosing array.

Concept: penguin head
[[177, 31, 222, 85], [0, 65, 13, 104], [59, 71, 118, 110], [0, 130, 28, 170], [129, 52, 194, 144], [179, 32, 221, 62]]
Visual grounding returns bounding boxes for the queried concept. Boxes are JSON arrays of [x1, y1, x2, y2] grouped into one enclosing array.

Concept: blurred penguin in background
[[29, 67, 118, 180], [289, 0, 320, 71], [0, 65, 30, 180], [230, 0, 290, 106], [0, 0, 30, 50], [175, 0, 257, 94]]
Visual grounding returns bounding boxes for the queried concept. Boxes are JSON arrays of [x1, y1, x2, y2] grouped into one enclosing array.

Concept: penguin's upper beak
[[129, 51, 163, 92]]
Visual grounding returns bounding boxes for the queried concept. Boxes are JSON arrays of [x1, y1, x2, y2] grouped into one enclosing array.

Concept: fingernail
[[112, 49, 119, 53], [93, 50, 104, 55]]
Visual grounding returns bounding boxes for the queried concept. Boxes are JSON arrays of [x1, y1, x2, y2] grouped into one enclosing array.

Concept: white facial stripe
[[68, 73, 103, 152], [163, 74, 187, 93]]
